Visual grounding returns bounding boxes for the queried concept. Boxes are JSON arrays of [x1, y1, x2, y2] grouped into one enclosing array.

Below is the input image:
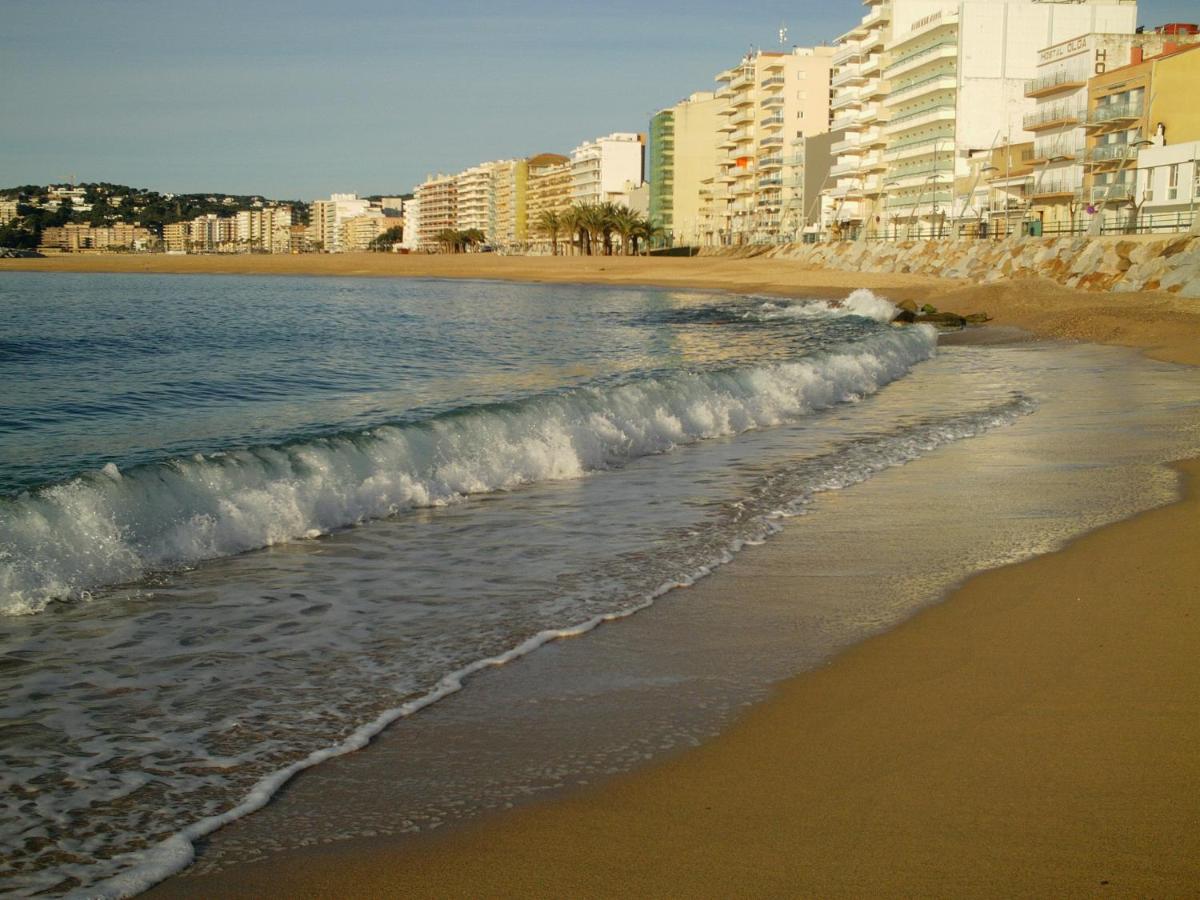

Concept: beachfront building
[[415, 175, 457, 250], [570, 133, 645, 207], [400, 196, 421, 251], [825, 0, 1138, 238], [650, 92, 722, 246], [339, 214, 402, 252], [456, 162, 504, 242], [308, 193, 371, 253], [525, 153, 572, 253], [881, 0, 1139, 239], [0, 198, 18, 225], [700, 47, 833, 246], [233, 206, 293, 253], [38, 223, 153, 252], [1023, 26, 1199, 233], [492, 158, 528, 250], [1090, 37, 1200, 232]]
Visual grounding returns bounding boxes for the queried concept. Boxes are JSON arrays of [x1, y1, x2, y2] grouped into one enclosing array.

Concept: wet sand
[[11, 252, 1200, 896]]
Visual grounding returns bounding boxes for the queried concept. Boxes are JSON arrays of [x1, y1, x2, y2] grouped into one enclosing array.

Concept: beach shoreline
[[8, 255, 1199, 897], [4, 252, 1199, 365]]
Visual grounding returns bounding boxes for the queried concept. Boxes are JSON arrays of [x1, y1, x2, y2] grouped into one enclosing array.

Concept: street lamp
[[883, 180, 900, 240]]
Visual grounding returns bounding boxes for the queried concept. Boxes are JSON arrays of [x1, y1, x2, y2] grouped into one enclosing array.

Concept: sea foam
[[0, 324, 936, 615]]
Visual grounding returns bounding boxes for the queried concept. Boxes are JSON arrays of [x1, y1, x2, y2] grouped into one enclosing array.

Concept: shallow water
[[1, 273, 1198, 897]]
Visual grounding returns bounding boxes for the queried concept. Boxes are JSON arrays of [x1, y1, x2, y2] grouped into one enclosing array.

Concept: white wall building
[[826, 0, 1138, 237], [1136, 140, 1200, 228], [570, 133, 645, 206]]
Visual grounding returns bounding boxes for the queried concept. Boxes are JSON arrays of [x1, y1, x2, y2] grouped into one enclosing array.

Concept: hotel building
[[826, 0, 1138, 237], [700, 46, 833, 246]]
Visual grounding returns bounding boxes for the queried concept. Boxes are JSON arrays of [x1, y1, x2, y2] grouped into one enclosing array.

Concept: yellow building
[[525, 153, 572, 252], [339, 215, 403, 252], [651, 92, 722, 247], [493, 158, 529, 249]]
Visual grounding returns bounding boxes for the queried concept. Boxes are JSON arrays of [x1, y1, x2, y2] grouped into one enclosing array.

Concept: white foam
[[751, 288, 899, 324], [1, 326, 938, 616]]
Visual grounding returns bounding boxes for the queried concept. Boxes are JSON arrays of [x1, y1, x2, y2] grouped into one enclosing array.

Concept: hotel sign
[[1037, 36, 1111, 74]]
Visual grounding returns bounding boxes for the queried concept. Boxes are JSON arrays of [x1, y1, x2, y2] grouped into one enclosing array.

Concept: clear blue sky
[[1, 0, 1194, 199]]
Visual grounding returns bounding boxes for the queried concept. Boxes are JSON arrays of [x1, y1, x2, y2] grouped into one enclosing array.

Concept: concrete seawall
[[701, 233, 1200, 297]]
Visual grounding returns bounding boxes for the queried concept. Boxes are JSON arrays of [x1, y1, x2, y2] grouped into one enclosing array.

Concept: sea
[[1, 271, 1199, 897]]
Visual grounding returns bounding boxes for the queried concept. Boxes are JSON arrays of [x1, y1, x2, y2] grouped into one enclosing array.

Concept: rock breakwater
[[701, 234, 1200, 297]]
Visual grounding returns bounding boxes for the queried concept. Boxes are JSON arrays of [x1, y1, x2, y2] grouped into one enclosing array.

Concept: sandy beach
[[7, 253, 1199, 897]]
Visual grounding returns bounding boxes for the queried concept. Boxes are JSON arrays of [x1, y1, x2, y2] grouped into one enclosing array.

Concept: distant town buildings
[[39, 223, 152, 252]]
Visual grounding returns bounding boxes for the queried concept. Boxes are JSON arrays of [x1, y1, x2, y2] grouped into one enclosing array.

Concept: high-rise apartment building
[[650, 92, 722, 246], [308, 194, 371, 252], [492, 158, 527, 249], [569, 133, 645, 206], [456, 162, 499, 239], [0, 199, 18, 225], [415, 175, 457, 249], [701, 47, 833, 246], [525, 153, 572, 247]]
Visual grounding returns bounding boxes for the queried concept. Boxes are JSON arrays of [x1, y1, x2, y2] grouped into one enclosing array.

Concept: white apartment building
[[0, 198, 18, 225], [570, 133, 645, 206], [308, 193, 372, 252], [826, 0, 1137, 237], [702, 47, 834, 245], [456, 163, 496, 239], [414, 175, 457, 249], [400, 195, 421, 251], [234, 206, 293, 253]]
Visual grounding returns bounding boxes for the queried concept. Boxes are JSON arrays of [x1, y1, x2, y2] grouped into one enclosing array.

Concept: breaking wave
[[1, 325, 936, 615]]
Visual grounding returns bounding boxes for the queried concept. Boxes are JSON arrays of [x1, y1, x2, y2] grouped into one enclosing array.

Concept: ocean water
[[0, 272, 1197, 897]]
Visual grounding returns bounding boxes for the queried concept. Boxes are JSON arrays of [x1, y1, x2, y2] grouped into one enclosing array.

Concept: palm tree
[[608, 206, 639, 256], [461, 228, 486, 251], [560, 206, 581, 256], [598, 202, 625, 256], [575, 203, 608, 256], [534, 210, 562, 256], [631, 216, 665, 256], [435, 228, 460, 253]]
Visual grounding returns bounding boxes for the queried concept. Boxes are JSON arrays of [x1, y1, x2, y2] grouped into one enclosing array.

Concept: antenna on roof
[[779, 23, 788, 46]]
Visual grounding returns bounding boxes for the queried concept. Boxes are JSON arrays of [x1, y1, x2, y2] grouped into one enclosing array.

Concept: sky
[[2, 0, 1195, 199]]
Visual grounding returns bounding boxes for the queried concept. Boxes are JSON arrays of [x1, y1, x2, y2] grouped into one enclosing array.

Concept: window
[[797, 90, 807, 100], [797, 71, 807, 80], [797, 111, 804, 118], [1143, 166, 1154, 202], [1167, 164, 1179, 201]]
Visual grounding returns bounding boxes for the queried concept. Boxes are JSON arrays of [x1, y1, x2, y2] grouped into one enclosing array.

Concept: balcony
[[759, 135, 784, 148], [731, 128, 755, 143], [1084, 101, 1144, 129], [761, 94, 785, 108], [832, 65, 867, 88], [1085, 144, 1140, 166], [884, 40, 957, 79], [758, 156, 784, 171], [831, 93, 863, 111], [884, 103, 955, 134], [760, 75, 787, 89], [884, 73, 956, 106], [730, 71, 754, 90], [1029, 177, 1082, 198], [760, 114, 785, 129], [1023, 105, 1084, 131], [830, 160, 860, 177], [731, 108, 754, 126], [833, 42, 864, 66], [1025, 69, 1087, 98], [758, 175, 784, 187], [1091, 183, 1134, 202], [831, 137, 862, 154]]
